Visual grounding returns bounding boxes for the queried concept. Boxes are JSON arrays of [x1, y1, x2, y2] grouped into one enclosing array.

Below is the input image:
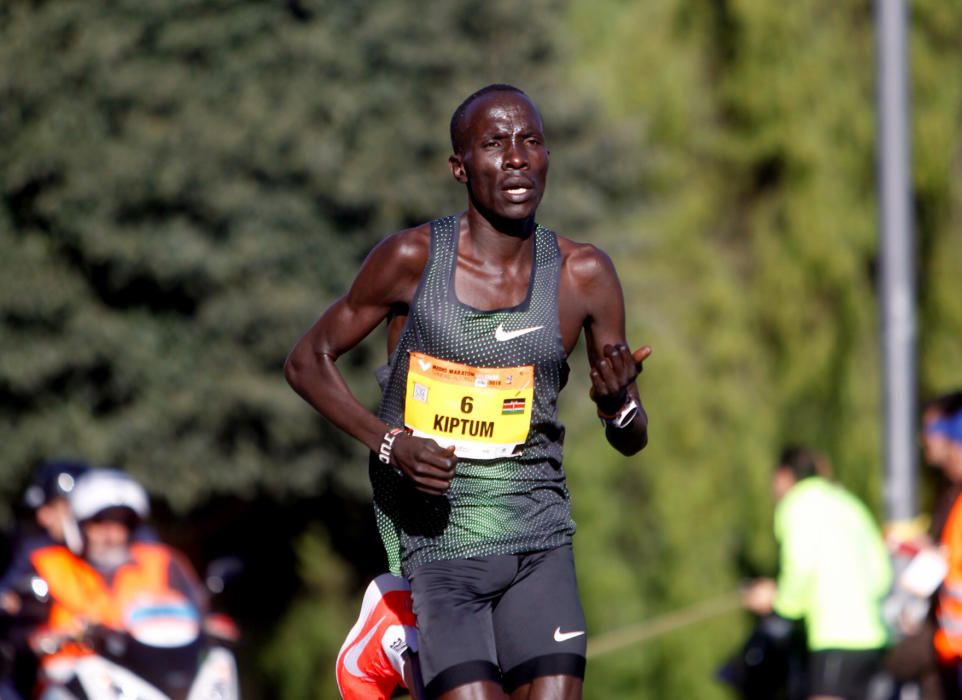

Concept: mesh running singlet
[[370, 215, 574, 575]]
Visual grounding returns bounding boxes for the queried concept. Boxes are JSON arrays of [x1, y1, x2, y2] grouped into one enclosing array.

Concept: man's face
[[449, 91, 549, 223], [36, 499, 70, 542], [83, 518, 131, 569], [922, 409, 949, 467], [772, 467, 796, 503], [943, 442, 962, 483]]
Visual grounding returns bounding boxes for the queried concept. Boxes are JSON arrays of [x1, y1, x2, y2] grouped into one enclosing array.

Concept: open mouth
[[502, 179, 535, 201]]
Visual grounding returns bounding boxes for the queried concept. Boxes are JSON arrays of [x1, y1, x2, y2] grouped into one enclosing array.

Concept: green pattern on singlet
[[370, 215, 574, 576]]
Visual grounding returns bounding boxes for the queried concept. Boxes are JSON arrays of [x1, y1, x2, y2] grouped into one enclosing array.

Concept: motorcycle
[[31, 558, 242, 700]]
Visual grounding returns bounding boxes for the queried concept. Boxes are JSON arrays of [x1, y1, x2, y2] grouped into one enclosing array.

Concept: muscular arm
[[284, 226, 457, 494], [560, 241, 649, 456]]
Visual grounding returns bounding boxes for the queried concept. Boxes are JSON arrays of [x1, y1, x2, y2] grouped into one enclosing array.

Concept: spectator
[[743, 446, 892, 700], [928, 412, 962, 699], [886, 391, 962, 700], [925, 394, 962, 539]]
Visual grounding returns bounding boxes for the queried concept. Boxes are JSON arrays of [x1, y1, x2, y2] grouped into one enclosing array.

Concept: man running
[[286, 84, 650, 700]]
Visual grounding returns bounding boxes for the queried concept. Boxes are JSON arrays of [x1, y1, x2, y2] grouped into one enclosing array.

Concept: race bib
[[404, 351, 534, 460]]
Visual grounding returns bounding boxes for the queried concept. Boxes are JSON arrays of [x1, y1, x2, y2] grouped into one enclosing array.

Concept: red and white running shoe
[[335, 573, 418, 699]]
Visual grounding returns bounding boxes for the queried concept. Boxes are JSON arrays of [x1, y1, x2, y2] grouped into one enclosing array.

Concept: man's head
[[927, 412, 962, 483], [24, 459, 91, 543], [772, 446, 825, 502], [449, 84, 531, 154], [448, 84, 549, 225], [922, 390, 962, 467], [68, 469, 149, 570]]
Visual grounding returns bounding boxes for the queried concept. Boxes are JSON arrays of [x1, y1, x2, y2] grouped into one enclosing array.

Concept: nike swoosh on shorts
[[553, 627, 586, 643]]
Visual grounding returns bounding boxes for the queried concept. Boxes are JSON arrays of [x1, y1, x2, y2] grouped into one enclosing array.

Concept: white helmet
[[69, 469, 150, 524]]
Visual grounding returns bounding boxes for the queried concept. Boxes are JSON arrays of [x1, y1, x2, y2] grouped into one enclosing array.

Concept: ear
[[448, 154, 468, 184]]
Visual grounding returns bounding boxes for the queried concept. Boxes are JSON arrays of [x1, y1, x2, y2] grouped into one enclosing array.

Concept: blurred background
[[1, 0, 960, 697]]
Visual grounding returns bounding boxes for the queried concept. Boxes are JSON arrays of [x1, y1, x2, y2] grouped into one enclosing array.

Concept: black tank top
[[371, 215, 575, 575]]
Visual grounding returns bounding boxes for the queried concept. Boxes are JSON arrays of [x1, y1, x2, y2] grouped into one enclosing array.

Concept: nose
[[502, 139, 528, 170]]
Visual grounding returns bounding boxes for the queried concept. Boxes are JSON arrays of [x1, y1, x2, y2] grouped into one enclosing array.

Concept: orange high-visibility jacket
[[30, 543, 192, 662], [935, 492, 962, 661]]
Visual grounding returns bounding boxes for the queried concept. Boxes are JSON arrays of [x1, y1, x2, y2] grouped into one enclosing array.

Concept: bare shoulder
[[370, 222, 432, 274], [556, 234, 618, 289], [347, 222, 432, 307]]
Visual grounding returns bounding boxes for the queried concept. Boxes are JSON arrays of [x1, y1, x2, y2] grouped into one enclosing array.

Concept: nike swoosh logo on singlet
[[494, 324, 544, 342], [343, 616, 385, 677], [553, 627, 586, 643]]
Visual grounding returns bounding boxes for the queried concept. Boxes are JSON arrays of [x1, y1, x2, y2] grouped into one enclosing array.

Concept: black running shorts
[[809, 648, 884, 699], [408, 544, 587, 699]]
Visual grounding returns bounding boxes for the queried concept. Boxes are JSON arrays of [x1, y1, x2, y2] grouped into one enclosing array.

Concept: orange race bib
[[404, 352, 534, 460]]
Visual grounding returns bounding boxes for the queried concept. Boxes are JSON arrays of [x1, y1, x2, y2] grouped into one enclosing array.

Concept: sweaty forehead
[[462, 92, 543, 139]]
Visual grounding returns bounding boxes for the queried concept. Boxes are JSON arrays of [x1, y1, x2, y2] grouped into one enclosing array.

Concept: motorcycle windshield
[[125, 596, 201, 648]]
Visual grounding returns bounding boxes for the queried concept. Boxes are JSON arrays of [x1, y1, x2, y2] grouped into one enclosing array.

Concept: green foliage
[[563, 0, 962, 697], [0, 0, 640, 513], [260, 528, 354, 700]]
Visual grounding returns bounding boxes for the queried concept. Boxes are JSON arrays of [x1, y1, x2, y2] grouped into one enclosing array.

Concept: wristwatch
[[599, 396, 639, 430]]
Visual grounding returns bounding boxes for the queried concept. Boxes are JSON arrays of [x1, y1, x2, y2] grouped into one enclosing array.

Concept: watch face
[[611, 398, 639, 429]]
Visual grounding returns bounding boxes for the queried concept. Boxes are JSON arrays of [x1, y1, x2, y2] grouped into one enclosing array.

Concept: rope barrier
[[587, 591, 743, 659]]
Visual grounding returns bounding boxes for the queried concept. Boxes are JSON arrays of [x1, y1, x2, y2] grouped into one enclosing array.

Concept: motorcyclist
[[0, 460, 91, 700], [27, 469, 208, 691], [1, 460, 91, 613]]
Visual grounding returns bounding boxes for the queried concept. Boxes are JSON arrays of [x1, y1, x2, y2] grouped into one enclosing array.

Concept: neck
[[465, 197, 536, 239], [460, 211, 535, 266]]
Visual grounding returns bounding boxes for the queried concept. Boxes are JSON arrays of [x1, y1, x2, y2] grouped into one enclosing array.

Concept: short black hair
[[776, 445, 822, 481], [923, 390, 962, 417], [449, 83, 529, 154]]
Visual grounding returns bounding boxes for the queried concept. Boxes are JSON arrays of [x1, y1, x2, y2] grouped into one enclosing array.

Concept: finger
[[412, 439, 457, 465], [632, 345, 652, 369], [412, 458, 457, 479], [603, 344, 630, 378], [412, 479, 451, 496], [413, 481, 451, 496], [589, 371, 623, 400], [593, 353, 625, 393], [420, 449, 457, 472], [589, 367, 618, 399], [412, 472, 454, 490]]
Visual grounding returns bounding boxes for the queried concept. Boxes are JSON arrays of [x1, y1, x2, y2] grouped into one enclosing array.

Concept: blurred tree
[[0, 0, 643, 512], [260, 528, 353, 700]]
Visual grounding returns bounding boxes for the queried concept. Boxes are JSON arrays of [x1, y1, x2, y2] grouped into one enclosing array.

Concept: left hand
[[590, 344, 651, 415]]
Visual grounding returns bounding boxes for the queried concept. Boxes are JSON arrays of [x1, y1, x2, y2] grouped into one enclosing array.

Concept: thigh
[[493, 545, 587, 693], [409, 555, 517, 699]]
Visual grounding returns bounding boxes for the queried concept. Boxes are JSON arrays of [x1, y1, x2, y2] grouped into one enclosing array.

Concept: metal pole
[[875, 0, 917, 523]]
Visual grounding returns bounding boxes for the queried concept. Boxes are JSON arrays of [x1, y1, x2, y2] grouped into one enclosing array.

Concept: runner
[[286, 84, 650, 699]]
